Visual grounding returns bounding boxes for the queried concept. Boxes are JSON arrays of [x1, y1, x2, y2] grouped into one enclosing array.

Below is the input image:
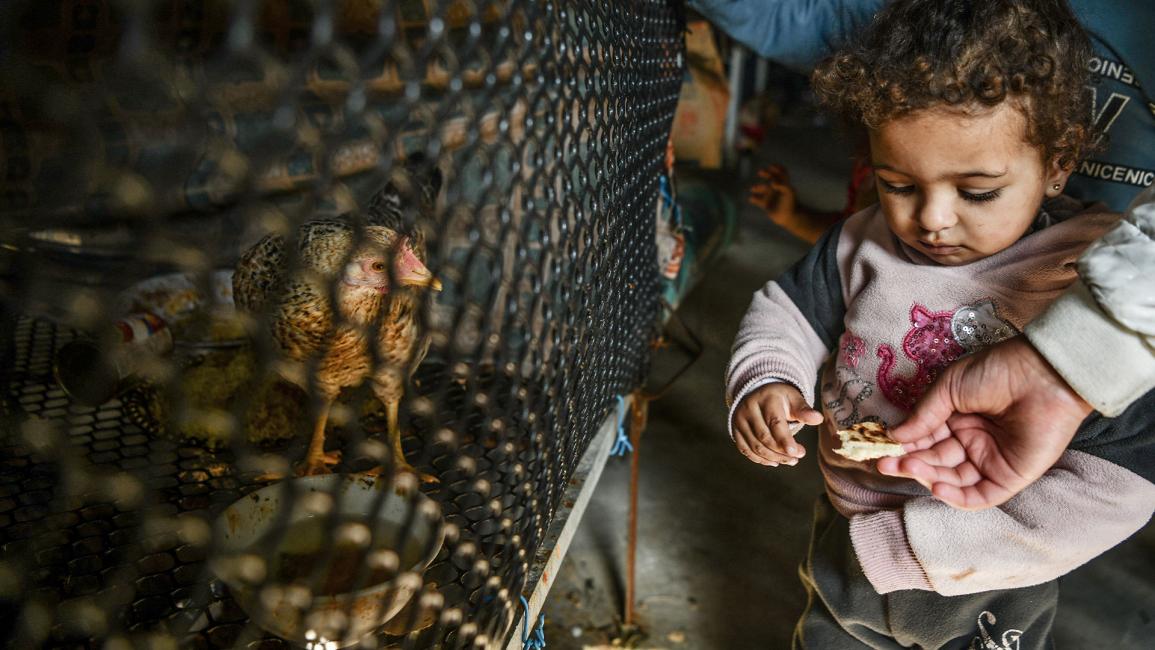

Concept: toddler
[[725, 1, 1155, 648]]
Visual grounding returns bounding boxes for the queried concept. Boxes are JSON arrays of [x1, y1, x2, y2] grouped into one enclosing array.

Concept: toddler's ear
[[1044, 157, 1074, 198]]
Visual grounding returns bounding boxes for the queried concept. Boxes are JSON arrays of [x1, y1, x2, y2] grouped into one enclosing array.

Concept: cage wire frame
[[0, 0, 685, 648]]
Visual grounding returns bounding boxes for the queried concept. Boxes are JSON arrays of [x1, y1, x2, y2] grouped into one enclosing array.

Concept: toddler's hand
[[732, 383, 823, 467]]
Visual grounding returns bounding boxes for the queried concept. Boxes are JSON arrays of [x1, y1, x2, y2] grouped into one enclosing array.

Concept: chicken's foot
[[377, 396, 438, 484]]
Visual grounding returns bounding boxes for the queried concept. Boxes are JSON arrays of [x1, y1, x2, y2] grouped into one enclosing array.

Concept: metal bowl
[[210, 474, 445, 648]]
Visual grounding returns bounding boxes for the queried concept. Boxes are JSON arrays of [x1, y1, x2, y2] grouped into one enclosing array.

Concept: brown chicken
[[233, 168, 442, 479]]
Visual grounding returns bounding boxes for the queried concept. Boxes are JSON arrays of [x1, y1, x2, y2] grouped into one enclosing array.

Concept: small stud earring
[[1052, 183, 1061, 191]]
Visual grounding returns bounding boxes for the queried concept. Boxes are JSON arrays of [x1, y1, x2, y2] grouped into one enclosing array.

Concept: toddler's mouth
[[919, 241, 962, 254]]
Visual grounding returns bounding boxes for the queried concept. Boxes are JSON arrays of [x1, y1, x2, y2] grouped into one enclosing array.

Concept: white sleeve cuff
[[1025, 280, 1155, 417]]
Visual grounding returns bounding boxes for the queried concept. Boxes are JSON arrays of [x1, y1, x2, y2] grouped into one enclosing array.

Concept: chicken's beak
[[394, 240, 442, 291]]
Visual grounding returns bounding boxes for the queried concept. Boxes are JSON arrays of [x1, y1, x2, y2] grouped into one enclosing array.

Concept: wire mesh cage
[[0, 1, 685, 647]]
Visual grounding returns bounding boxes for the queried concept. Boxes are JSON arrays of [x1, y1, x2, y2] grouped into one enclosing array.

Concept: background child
[[724, 1, 1155, 647]]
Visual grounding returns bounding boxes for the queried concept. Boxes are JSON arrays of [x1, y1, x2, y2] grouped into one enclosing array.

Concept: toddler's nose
[[916, 195, 958, 232]]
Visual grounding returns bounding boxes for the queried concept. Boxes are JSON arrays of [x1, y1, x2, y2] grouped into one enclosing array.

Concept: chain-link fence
[[0, 1, 685, 647]]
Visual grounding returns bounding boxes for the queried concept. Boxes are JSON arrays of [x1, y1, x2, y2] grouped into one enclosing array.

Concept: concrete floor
[[540, 124, 1155, 649]]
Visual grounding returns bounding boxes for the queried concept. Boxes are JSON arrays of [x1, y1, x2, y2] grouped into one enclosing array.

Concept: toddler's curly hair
[[812, 0, 1095, 170]]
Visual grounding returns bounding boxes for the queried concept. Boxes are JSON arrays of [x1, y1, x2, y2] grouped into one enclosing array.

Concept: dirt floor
[[539, 121, 1155, 650]]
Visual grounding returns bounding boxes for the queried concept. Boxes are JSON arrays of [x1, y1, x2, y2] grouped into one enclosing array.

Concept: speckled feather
[[233, 181, 435, 404]]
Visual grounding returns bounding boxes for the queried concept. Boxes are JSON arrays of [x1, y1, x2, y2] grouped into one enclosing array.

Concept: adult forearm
[[688, 0, 883, 71], [1025, 190, 1155, 416]]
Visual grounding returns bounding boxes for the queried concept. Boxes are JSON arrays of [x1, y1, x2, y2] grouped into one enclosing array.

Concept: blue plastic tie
[[659, 174, 684, 228], [520, 595, 547, 649], [609, 395, 633, 457]]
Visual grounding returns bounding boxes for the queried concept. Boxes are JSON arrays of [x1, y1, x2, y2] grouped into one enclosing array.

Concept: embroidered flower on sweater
[[876, 301, 1018, 410], [877, 304, 965, 410], [839, 331, 866, 368]]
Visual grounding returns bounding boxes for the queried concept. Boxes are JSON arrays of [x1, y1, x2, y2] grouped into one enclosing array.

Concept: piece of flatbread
[[833, 421, 906, 461]]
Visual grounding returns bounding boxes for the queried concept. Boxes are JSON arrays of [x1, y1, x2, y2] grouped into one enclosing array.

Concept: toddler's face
[[868, 103, 1070, 265]]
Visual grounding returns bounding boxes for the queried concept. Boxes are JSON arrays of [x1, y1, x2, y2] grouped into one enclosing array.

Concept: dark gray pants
[[794, 496, 1058, 650]]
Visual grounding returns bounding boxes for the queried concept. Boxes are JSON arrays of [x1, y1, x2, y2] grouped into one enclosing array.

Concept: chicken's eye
[[371, 261, 386, 272]]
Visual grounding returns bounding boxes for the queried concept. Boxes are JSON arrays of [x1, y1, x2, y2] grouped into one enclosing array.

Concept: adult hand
[[876, 336, 1093, 510]]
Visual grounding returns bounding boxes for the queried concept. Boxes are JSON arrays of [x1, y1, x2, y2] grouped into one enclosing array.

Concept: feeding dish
[[211, 473, 445, 647]]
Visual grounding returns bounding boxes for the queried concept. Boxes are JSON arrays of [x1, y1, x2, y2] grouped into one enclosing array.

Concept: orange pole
[[625, 393, 649, 628]]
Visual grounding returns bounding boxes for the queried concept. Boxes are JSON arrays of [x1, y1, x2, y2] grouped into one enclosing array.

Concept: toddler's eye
[[879, 179, 915, 196], [959, 188, 1002, 203]]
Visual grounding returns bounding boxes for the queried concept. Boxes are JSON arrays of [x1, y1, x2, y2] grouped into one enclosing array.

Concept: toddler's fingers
[[744, 398, 775, 445], [795, 406, 824, 427], [733, 430, 779, 466], [786, 393, 824, 427], [733, 416, 753, 445], [743, 431, 795, 465], [734, 417, 794, 465], [763, 410, 803, 463], [735, 418, 773, 458]]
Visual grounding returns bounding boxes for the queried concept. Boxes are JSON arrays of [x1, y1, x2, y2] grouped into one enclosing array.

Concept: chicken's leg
[[382, 396, 438, 484], [297, 398, 341, 476]]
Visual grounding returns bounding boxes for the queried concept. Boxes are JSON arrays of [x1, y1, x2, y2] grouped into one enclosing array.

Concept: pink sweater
[[726, 201, 1155, 596]]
